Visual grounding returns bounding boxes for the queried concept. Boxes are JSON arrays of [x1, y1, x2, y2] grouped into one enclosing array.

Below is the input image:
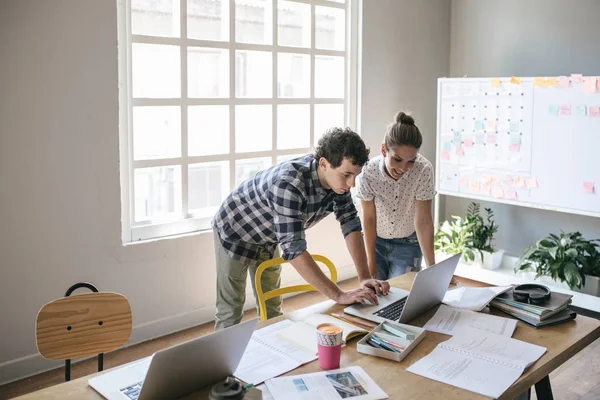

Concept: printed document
[[424, 304, 517, 337], [443, 286, 512, 311]]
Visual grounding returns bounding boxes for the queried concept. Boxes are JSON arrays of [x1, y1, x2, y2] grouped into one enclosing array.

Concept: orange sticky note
[[533, 77, 546, 87], [510, 76, 521, 85], [491, 78, 501, 87], [583, 181, 595, 194], [558, 76, 570, 88], [525, 177, 539, 188], [492, 188, 504, 198], [546, 77, 557, 87], [490, 175, 501, 185], [482, 175, 493, 184], [584, 77, 598, 93], [470, 181, 480, 191], [514, 176, 526, 188], [459, 177, 469, 187], [486, 120, 497, 131], [571, 74, 583, 83], [506, 189, 518, 200], [441, 150, 450, 160], [480, 184, 492, 195]]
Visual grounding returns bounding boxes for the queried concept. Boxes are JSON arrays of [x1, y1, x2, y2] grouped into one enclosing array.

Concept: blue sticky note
[[549, 104, 560, 116], [475, 134, 485, 144], [474, 120, 484, 130], [574, 105, 587, 116], [452, 131, 462, 146], [510, 134, 521, 145], [510, 122, 519, 132], [443, 142, 452, 152]]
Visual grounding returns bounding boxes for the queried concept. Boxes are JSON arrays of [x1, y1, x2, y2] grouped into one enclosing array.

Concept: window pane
[[188, 0, 229, 41], [277, 105, 309, 150], [315, 55, 344, 98], [278, 1, 310, 48], [235, 157, 271, 186], [188, 106, 229, 156], [314, 104, 344, 145], [132, 44, 180, 98], [189, 161, 229, 217], [188, 47, 229, 98], [278, 53, 310, 98], [277, 153, 305, 163], [235, 0, 272, 45], [132, 0, 180, 38], [133, 106, 181, 160], [235, 50, 272, 98], [236, 105, 272, 152], [315, 6, 345, 51], [134, 166, 182, 222]]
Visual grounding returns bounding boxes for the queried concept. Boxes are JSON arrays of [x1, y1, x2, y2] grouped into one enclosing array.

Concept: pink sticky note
[[492, 188, 504, 198], [486, 120, 497, 131], [525, 177, 539, 188], [584, 78, 598, 93], [558, 76, 570, 88], [441, 150, 450, 160], [509, 144, 521, 152], [459, 177, 469, 187], [470, 181, 480, 191], [491, 175, 501, 185], [571, 74, 583, 83], [560, 105, 571, 116], [506, 189, 518, 200], [486, 134, 497, 144], [480, 184, 491, 195], [514, 176, 526, 188], [463, 138, 474, 147], [589, 106, 600, 117], [503, 177, 514, 187], [583, 181, 595, 194], [456, 146, 465, 157]]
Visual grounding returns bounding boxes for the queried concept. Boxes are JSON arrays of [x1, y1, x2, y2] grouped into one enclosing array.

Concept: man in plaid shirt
[[212, 128, 390, 329]]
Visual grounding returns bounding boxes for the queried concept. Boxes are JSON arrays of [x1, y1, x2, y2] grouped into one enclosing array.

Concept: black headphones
[[512, 284, 551, 305]]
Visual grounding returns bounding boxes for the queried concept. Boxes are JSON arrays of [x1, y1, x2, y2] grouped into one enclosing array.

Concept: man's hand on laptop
[[360, 279, 390, 296], [335, 287, 379, 306]]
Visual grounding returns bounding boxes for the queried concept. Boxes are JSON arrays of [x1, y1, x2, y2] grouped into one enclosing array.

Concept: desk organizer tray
[[357, 321, 426, 362]]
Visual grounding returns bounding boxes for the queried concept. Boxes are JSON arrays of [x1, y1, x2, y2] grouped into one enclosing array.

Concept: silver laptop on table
[[89, 318, 258, 400], [345, 254, 460, 324]]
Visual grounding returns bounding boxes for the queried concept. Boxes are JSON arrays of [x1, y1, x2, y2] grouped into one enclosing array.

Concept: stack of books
[[490, 287, 577, 328]]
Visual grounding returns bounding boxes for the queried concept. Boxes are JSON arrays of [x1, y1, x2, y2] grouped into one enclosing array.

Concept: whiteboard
[[436, 77, 600, 218]]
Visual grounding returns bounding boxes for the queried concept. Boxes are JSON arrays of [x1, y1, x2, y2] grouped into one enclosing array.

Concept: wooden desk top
[[16, 274, 600, 400]]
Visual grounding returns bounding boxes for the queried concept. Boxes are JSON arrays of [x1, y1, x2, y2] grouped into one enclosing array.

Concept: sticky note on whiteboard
[[584, 77, 598, 93], [558, 76, 570, 88], [583, 182, 595, 194], [456, 146, 465, 157], [548, 105, 560, 115], [486, 120, 497, 131], [470, 181, 480, 191], [574, 105, 587, 116], [546, 77, 557, 87], [492, 188, 504, 198], [533, 77, 546, 87], [510, 134, 521, 145], [510, 76, 521, 84], [506, 189, 518, 200], [490, 175, 501, 185], [525, 178, 539, 188], [514, 176, 526, 188], [509, 144, 521, 152], [571, 74, 583, 83], [560, 105, 571, 116], [459, 177, 469, 187], [480, 184, 492, 195], [491, 78, 502, 87], [463, 137, 474, 147], [441, 150, 450, 160], [486, 134, 497, 144], [589, 106, 600, 117]]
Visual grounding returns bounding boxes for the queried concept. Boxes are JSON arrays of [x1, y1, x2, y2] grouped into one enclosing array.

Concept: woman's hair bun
[[394, 111, 415, 125]]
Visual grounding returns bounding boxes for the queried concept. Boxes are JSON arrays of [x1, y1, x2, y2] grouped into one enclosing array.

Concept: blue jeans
[[375, 233, 423, 280]]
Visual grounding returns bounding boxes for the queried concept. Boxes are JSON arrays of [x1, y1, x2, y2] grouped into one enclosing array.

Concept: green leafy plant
[[434, 215, 476, 262], [516, 232, 600, 289], [466, 202, 499, 259]]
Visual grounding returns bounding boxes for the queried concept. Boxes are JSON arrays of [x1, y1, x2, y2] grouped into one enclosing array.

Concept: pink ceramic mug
[[316, 323, 343, 370]]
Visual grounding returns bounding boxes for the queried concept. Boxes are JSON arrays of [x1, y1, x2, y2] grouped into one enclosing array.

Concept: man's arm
[[414, 199, 436, 267], [360, 200, 377, 278]]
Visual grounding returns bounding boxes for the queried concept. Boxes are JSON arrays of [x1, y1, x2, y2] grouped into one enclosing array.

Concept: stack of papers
[[443, 286, 512, 311], [424, 304, 517, 337]]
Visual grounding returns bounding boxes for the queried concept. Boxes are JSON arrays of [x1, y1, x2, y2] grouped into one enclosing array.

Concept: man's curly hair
[[314, 127, 370, 168]]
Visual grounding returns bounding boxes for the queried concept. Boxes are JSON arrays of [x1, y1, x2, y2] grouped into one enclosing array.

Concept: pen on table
[[372, 334, 405, 350], [369, 336, 401, 353], [367, 337, 386, 350]]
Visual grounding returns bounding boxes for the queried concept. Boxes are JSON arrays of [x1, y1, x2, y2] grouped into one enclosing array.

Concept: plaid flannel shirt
[[212, 154, 362, 264]]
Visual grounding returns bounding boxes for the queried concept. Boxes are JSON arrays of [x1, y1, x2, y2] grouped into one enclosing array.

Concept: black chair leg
[[534, 375, 554, 400], [65, 359, 71, 381], [98, 353, 104, 372]]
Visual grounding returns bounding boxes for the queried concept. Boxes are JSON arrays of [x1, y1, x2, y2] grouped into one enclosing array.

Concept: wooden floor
[[2, 278, 600, 399]]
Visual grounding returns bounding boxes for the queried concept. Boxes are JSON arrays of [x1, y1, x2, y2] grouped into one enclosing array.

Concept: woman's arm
[[361, 200, 378, 277], [414, 199, 435, 267]]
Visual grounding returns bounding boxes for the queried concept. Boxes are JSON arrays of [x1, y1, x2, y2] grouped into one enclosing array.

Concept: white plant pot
[[478, 249, 505, 270], [579, 275, 600, 297]]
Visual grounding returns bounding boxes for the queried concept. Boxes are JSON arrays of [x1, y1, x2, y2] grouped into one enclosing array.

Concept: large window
[[118, 0, 360, 242]]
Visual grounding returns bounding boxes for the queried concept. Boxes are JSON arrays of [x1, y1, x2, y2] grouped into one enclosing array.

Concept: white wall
[[0, 0, 451, 384], [447, 0, 600, 256]]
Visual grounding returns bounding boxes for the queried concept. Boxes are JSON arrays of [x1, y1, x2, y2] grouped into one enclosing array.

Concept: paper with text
[[443, 286, 512, 311], [424, 304, 517, 337]]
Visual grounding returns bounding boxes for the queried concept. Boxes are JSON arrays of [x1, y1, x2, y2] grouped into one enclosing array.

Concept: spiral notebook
[[407, 327, 546, 399]]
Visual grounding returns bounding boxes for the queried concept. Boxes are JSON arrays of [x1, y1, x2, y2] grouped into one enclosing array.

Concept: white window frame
[[118, 0, 362, 243]]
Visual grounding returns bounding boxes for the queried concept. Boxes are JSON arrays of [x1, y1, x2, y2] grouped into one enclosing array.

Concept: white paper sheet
[[265, 366, 388, 400], [234, 320, 317, 385], [443, 286, 512, 311], [424, 304, 517, 337]]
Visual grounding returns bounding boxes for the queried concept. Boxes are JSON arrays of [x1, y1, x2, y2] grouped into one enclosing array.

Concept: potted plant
[[466, 202, 504, 270], [516, 231, 600, 295], [434, 215, 476, 263]]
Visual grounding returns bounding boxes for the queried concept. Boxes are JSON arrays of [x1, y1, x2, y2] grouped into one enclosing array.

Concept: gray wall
[[448, 0, 600, 256]]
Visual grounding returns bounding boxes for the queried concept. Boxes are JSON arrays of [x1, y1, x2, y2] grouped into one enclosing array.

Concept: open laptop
[[89, 318, 258, 400], [345, 254, 460, 324]]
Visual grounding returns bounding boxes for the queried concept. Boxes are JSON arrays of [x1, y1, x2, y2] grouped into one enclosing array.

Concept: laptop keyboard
[[120, 381, 143, 400], [373, 297, 407, 321]]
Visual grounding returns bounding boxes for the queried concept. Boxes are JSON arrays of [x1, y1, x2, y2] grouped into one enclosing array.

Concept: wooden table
[[16, 274, 600, 400]]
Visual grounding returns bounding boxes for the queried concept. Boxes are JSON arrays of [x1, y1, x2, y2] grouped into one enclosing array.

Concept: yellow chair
[[255, 254, 337, 321], [35, 283, 132, 381]]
